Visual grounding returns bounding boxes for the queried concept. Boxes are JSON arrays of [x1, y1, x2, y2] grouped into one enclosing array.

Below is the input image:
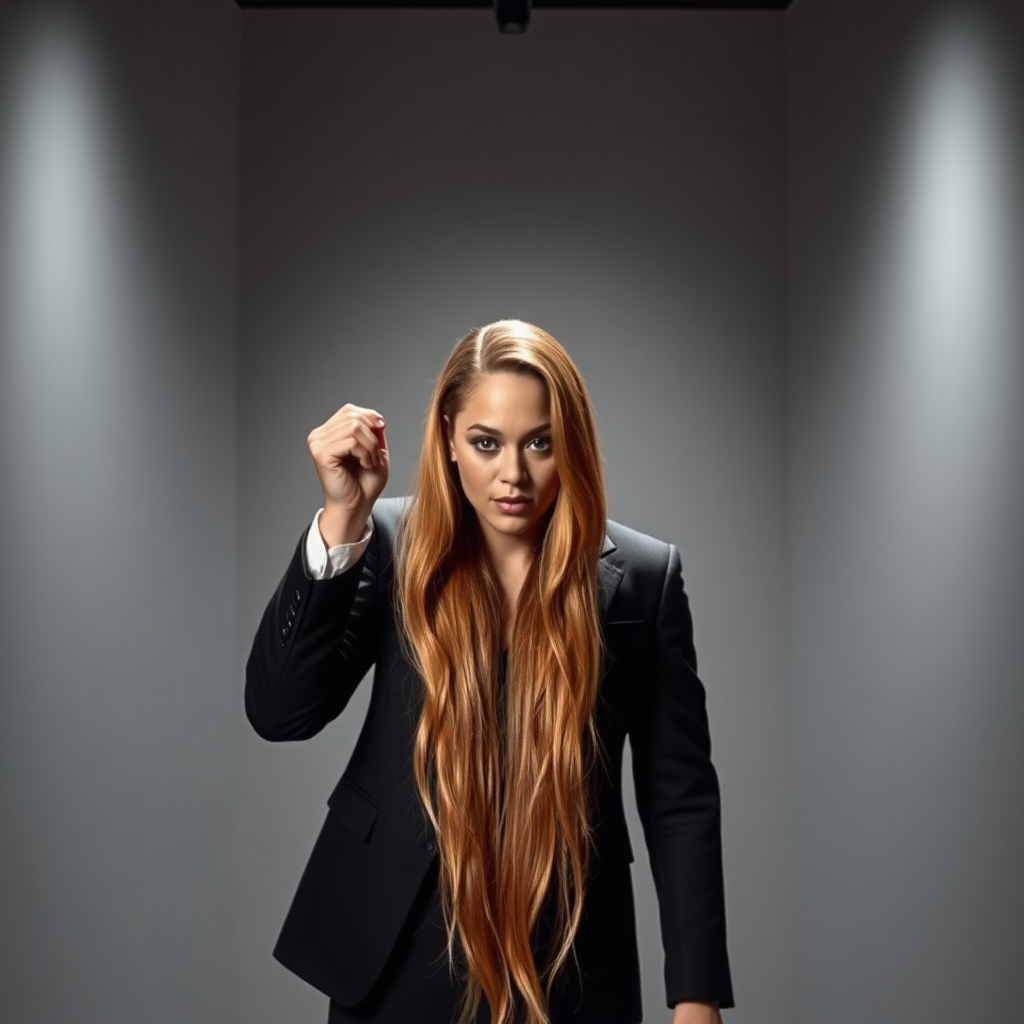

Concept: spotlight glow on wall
[[843, 4, 1020, 642], [2, 4, 161, 380], [892, 7, 1015, 368]]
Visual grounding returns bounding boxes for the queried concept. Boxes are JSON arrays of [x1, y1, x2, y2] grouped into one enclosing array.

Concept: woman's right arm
[[244, 515, 378, 740], [244, 403, 390, 742]]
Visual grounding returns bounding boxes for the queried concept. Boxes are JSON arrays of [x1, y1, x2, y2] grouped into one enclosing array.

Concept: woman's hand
[[671, 1001, 722, 1024], [307, 403, 389, 546]]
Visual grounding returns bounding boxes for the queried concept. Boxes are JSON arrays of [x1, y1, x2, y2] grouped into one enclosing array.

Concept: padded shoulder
[[604, 517, 674, 575], [369, 495, 412, 559]]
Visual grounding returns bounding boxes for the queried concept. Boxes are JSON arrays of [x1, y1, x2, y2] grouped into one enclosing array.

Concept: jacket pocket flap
[[327, 775, 379, 842], [603, 619, 646, 640]]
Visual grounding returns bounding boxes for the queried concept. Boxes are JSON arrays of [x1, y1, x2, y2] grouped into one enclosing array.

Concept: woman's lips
[[494, 497, 531, 516]]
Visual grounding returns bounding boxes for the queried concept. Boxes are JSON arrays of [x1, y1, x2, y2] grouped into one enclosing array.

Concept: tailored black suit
[[245, 497, 734, 1022]]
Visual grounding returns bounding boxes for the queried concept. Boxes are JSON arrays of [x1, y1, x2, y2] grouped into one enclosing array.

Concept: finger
[[350, 422, 381, 468], [324, 407, 385, 445], [313, 409, 386, 469], [356, 411, 386, 452], [343, 405, 385, 433], [337, 433, 385, 470], [312, 429, 362, 468], [329, 414, 381, 459], [331, 436, 367, 466], [355, 406, 385, 427], [319, 423, 374, 469], [371, 423, 389, 463]]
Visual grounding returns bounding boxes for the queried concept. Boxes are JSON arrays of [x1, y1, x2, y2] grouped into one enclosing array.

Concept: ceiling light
[[495, 0, 530, 33]]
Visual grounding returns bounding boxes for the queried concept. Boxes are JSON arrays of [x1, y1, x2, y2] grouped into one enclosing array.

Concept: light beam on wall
[[843, 3, 1021, 681], [892, 6, 1015, 371], [3, 8, 125, 364], [0, 5, 154, 519]]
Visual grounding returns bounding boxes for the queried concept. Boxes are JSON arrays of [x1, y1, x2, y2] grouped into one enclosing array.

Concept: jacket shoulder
[[369, 495, 411, 553], [605, 517, 674, 574]]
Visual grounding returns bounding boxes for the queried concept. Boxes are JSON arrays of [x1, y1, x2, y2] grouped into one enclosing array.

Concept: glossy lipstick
[[494, 497, 531, 516]]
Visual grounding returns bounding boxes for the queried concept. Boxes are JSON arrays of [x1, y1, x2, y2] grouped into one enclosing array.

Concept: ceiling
[[235, 1, 792, 10]]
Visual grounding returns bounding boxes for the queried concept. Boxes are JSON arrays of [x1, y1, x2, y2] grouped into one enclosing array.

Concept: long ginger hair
[[396, 320, 607, 1024]]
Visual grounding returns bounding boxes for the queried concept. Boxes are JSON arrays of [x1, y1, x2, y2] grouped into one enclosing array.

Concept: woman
[[245, 320, 734, 1024]]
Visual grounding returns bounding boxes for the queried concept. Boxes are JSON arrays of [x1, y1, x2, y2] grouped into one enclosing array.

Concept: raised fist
[[306, 403, 389, 545]]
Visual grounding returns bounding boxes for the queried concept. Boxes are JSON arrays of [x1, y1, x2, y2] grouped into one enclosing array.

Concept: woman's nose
[[499, 448, 528, 484]]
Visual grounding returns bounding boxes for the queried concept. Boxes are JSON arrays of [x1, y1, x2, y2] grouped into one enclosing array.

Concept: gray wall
[[4, 1, 1021, 1022], [236, 9, 791, 1024], [786, 0, 1024, 1021], [0, 1, 239, 1022]]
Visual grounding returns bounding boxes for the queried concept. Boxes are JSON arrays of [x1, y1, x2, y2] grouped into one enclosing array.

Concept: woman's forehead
[[458, 372, 549, 418]]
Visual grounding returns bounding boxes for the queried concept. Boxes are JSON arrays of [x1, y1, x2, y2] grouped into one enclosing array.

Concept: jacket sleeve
[[629, 543, 734, 1010], [244, 518, 380, 742]]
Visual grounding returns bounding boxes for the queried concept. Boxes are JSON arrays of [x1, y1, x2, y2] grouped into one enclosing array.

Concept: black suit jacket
[[245, 497, 733, 1020]]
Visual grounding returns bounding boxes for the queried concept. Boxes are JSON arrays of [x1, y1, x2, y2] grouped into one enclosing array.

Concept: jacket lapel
[[597, 532, 624, 624]]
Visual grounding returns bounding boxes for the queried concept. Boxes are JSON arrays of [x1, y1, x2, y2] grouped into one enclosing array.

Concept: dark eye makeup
[[468, 436, 552, 453]]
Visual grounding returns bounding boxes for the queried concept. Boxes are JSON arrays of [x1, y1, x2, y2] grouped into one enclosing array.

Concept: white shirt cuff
[[304, 508, 373, 579]]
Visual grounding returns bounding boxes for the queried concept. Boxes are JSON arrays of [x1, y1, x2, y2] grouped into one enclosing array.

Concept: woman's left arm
[[629, 543, 734, 1013], [672, 1000, 723, 1024]]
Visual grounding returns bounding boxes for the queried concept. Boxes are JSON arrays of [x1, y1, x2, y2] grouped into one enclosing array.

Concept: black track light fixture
[[495, 0, 530, 34]]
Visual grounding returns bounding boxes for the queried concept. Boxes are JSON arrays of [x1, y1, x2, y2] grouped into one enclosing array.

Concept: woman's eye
[[468, 436, 551, 453]]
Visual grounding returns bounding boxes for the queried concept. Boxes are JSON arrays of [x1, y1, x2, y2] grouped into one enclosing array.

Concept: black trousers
[[327, 859, 639, 1024]]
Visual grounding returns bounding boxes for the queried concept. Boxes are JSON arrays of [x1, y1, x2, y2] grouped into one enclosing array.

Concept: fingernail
[[376, 417, 385, 426]]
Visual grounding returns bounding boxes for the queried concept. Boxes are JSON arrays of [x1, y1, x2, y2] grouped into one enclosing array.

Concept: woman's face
[[445, 372, 560, 556]]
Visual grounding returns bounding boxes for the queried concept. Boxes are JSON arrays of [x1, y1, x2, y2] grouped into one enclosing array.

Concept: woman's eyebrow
[[465, 422, 551, 438]]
